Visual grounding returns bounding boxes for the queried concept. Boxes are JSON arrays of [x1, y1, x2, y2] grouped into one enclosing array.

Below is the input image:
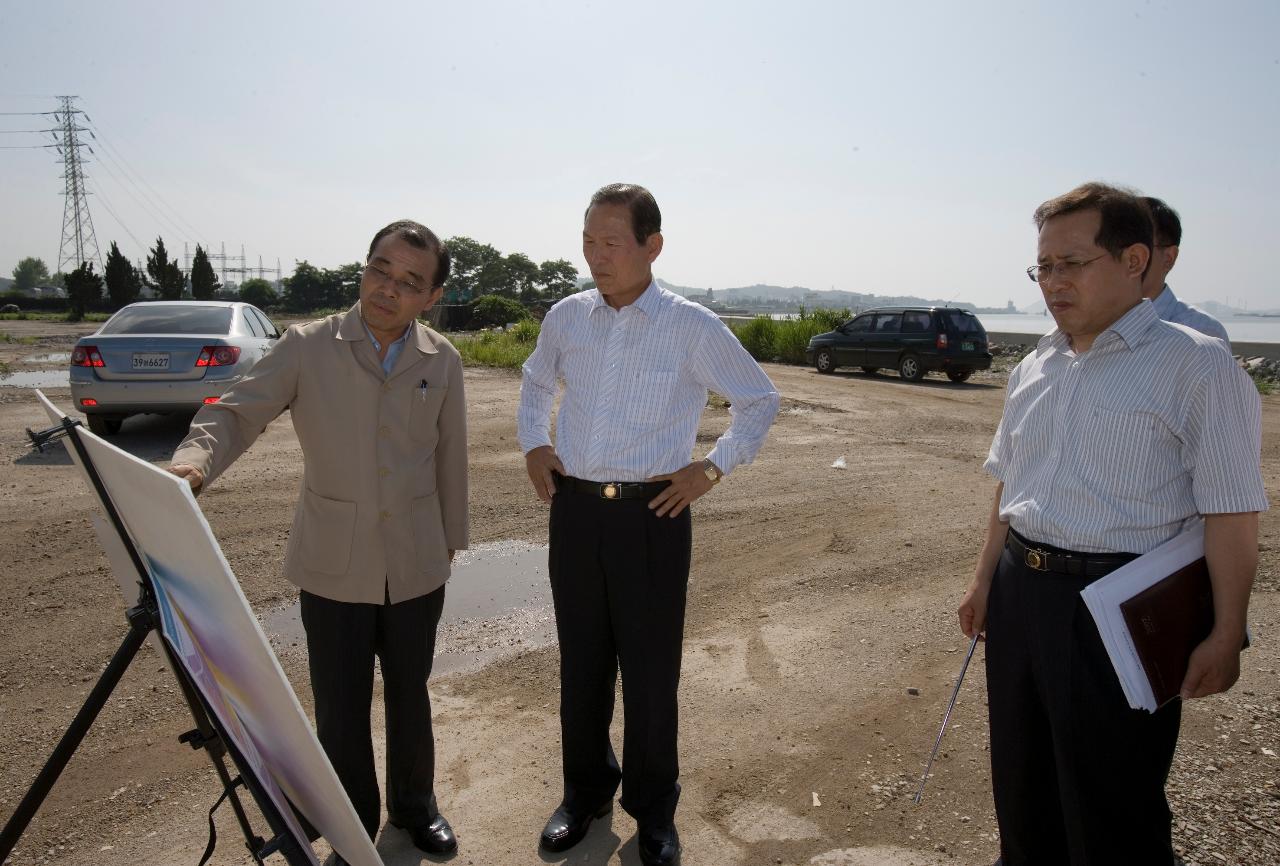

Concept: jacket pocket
[[411, 492, 450, 574], [409, 383, 449, 442], [298, 488, 357, 575]]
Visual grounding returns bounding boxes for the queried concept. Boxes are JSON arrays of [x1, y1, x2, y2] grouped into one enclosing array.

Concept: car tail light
[[80, 398, 98, 407], [936, 333, 949, 349], [71, 345, 105, 367], [203, 396, 220, 404], [195, 346, 241, 367]]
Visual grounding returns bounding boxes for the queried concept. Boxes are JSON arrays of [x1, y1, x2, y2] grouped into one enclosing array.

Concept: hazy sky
[[2, 0, 1277, 310]]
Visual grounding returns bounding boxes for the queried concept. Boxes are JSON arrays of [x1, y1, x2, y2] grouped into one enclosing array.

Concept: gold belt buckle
[[1025, 546, 1049, 571], [602, 483, 619, 500]]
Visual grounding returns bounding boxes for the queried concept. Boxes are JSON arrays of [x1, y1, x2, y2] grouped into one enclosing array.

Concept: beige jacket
[[172, 302, 468, 604]]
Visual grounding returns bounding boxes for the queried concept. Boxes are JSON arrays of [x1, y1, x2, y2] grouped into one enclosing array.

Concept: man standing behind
[[169, 220, 467, 862], [958, 183, 1267, 865], [1141, 195, 1230, 343], [518, 184, 779, 866]]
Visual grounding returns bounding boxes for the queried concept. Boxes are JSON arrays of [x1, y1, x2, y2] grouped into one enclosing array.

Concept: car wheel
[[946, 370, 973, 383], [898, 353, 924, 382], [87, 415, 123, 436], [861, 366, 878, 375], [815, 348, 837, 374]]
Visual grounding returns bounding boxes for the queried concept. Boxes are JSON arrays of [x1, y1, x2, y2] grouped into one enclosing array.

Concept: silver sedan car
[[70, 300, 281, 435]]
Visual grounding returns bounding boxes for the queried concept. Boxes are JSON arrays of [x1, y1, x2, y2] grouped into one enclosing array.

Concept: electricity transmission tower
[[52, 95, 102, 274]]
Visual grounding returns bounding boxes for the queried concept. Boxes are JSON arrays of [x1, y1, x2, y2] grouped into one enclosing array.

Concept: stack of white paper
[[1080, 524, 1205, 713]]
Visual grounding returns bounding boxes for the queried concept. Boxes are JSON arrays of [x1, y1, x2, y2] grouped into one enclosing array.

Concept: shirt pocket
[[1075, 405, 1172, 493], [408, 383, 448, 442], [624, 370, 678, 431]]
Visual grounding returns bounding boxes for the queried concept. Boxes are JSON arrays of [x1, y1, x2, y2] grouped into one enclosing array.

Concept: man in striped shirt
[[957, 182, 1267, 866], [518, 183, 779, 866], [1141, 196, 1230, 344]]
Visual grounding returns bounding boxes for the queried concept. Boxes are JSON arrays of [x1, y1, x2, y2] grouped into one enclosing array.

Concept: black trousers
[[985, 541, 1182, 866], [300, 586, 445, 839], [548, 489, 692, 829]]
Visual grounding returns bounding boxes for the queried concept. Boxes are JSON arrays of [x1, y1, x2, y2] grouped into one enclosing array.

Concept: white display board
[[37, 392, 380, 866]]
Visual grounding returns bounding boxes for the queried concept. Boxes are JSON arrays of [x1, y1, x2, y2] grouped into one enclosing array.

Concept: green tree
[[11, 257, 51, 292], [190, 245, 220, 300], [239, 277, 277, 308], [65, 261, 103, 321], [145, 237, 185, 300], [538, 259, 579, 299], [503, 252, 541, 303], [330, 262, 363, 308], [443, 236, 501, 303], [471, 295, 529, 328], [283, 261, 328, 311], [103, 241, 141, 309]]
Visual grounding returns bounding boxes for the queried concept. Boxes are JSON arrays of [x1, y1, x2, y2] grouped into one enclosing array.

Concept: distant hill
[[659, 279, 1009, 313], [0, 277, 13, 293]]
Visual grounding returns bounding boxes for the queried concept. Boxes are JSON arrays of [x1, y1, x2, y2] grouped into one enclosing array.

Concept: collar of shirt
[[1036, 299, 1159, 356], [360, 317, 413, 376], [587, 279, 662, 320], [1151, 284, 1178, 319]]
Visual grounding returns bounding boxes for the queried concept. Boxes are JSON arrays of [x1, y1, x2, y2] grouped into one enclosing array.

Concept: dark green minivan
[[803, 306, 993, 383]]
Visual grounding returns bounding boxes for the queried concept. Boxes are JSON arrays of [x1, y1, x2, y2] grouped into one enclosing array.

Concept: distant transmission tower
[[52, 95, 102, 274]]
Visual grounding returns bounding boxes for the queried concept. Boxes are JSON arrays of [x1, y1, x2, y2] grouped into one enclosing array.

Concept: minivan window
[[845, 315, 873, 333], [100, 305, 234, 335], [941, 310, 985, 335], [873, 313, 902, 333], [902, 311, 932, 333]]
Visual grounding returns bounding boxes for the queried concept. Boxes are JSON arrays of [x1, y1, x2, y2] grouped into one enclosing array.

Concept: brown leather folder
[[1119, 557, 1214, 709]]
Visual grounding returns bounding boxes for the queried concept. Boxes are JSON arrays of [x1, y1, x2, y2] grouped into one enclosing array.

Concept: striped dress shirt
[[518, 281, 780, 482], [985, 300, 1268, 554], [1152, 284, 1230, 344]]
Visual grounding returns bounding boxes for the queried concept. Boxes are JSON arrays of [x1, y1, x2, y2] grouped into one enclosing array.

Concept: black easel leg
[[0, 607, 150, 862]]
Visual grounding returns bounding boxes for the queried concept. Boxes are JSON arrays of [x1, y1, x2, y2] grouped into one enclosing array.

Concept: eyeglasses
[[1025, 253, 1107, 285], [364, 262, 429, 296]]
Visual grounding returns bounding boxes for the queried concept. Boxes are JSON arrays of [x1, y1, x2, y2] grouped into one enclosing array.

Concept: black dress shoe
[[638, 824, 680, 866], [393, 813, 457, 855], [539, 800, 612, 852]]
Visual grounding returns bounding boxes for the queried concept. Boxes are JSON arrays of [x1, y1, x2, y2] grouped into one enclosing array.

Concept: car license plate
[[961, 341, 975, 351], [132, 352, 170, 370]]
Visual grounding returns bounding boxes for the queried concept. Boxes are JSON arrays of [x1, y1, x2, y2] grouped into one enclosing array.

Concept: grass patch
[[0, 360, 10, 377], [0, 311, 107, 322], [448, 319, 540, 369], [0, 331, 38, 344], [729, 307, 850, 365]]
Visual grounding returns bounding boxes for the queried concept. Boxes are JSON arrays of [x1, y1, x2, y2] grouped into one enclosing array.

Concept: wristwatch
[[702, 458, 723, 485]]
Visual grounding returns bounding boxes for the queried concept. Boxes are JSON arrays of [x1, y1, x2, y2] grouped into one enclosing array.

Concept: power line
[[52, 96, 102, 273], [85, 178, 148, 257], [87, 132, 198, 249]]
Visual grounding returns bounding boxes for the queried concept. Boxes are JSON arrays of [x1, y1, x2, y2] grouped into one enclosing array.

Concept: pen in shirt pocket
[[418, 379, 428, 402]]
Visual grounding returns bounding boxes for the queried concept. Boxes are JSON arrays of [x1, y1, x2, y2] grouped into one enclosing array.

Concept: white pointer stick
[[913, 631, 980, 805]]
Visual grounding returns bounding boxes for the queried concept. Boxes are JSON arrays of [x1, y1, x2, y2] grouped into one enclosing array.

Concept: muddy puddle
[[259, 540, 554, 676], [0, 369, 69, 388]]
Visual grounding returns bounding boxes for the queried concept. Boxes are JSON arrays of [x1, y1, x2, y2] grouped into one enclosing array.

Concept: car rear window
[[940, 310, 985, 336], [100, 306, 234, 335], [902, 311, 932, 333]]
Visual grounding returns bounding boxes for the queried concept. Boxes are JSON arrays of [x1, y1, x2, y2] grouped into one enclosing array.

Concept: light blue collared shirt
[[361, 318, 413, 377], [1152, 284, 1230, 344]]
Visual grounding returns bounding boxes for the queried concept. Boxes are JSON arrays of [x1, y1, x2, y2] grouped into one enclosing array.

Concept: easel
[[1, 417, 312, 865]]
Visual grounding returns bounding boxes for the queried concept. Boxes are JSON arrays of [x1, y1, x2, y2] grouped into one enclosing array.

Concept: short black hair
[[1033, 182, 1153, 267], [366, 220, 452, 288], [585, 183, 662, 245], [1142, 196, 1183, 247]]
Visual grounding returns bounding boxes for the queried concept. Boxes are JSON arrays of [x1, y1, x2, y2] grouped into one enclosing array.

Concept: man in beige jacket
[[170, 220, 467, 861]]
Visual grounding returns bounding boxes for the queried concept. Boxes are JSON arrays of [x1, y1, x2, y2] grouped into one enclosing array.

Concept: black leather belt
[[555, 473, 670, 500], [1006, 530, 1137, 577]]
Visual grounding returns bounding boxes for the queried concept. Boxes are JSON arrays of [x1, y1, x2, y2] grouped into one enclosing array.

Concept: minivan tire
[[815, 348, 837, 374], [898, 353, 924, 382]]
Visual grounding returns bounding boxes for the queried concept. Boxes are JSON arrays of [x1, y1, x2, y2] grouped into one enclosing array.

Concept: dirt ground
[[1, 318, 1277, 866]]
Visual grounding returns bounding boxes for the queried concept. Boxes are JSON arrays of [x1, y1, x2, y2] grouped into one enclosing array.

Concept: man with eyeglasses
[[957, 183, 1266, 865], [1140, 196, 1230, 344], [519, 183, 779, 866], [169, 220, 467, 863]]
